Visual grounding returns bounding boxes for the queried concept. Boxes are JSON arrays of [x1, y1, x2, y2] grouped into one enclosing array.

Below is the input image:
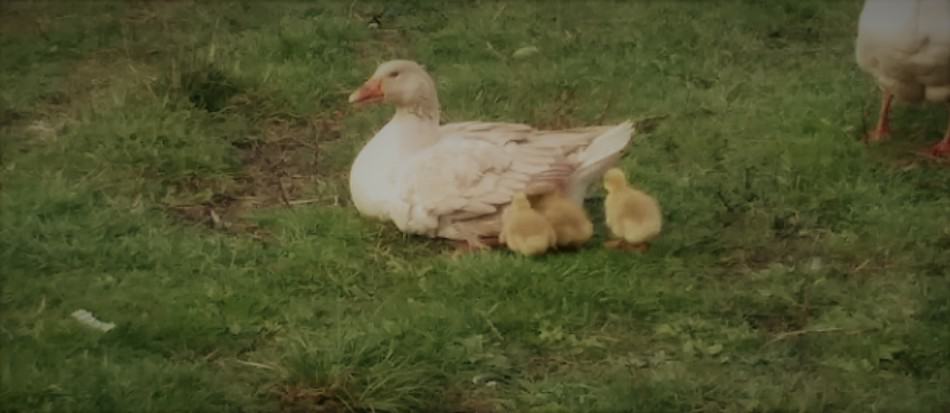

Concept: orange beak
[[348, 78, 384, 105]]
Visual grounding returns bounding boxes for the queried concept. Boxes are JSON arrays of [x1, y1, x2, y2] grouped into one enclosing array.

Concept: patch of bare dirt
[[745, 310, 807, 335], [166, 107, 347, 237], [0, 109, 25, 129], [120, 0, 195, 31], [529, 89, 584, 130], [0, 2, 51, 37], [238, 117, 323, 207], [273, 384, 345, 413], [272, 382, 506, 413], [443, 387, 508, 413]]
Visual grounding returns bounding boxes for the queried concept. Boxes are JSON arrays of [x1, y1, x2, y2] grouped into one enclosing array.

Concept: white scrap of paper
[[71, 309, 116, 332], [512, 46, 540, 59]]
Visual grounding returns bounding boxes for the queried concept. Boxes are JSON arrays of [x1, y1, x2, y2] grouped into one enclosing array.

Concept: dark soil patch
[[240, 118, 322, 205], [167, 109, 347, 237], [745, 311, 807, 335], [539, 98, 581, 130], [181, 67, 241, 113], [273, 384, 345, 413], [0, 108, 26, 129], [164, 176, 271, 239], [241, 110, 346, 197], [0, 2, 49, 37], [443, 387, 506, 413], [156, 55, 350, 235]]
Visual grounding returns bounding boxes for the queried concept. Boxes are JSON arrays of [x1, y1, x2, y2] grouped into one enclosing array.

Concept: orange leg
[[928, 107, 950, 158], [866, 91, 893, 143]]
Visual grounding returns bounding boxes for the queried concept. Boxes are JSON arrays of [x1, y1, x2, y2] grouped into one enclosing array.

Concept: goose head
[[348, 60, 440, 119]]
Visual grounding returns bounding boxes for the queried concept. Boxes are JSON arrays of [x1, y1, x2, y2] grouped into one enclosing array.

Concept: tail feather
[[567, 121, 635, 202]]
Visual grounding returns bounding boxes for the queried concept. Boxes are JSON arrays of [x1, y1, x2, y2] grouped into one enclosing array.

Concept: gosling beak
[[348, 78, 384, 104]]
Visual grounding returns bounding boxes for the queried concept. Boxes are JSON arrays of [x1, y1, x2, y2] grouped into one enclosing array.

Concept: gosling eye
[[388, 71, 400, 78]]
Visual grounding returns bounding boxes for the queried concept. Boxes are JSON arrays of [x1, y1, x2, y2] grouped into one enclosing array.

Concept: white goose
[[347, 60, 635, 248], [856, 0, 950, 156]]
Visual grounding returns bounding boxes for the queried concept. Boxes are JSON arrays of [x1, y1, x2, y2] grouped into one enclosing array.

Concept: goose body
[[347, 60, 635, 245], [856, 0, 950, 155]]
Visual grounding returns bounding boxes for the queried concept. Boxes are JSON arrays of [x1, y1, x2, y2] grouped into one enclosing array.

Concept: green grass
[[2, 0, 949, 411]]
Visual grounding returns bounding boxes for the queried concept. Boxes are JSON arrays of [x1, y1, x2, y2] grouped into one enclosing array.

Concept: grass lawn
[[2, 0, 949, 411]]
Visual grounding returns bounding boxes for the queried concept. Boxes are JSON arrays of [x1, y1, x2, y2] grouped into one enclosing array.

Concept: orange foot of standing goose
[[865, 92, 893, 144], [928, 114, 950, 158]]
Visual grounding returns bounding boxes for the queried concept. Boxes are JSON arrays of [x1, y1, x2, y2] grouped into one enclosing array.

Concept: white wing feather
[[388, 121, 633, 240]]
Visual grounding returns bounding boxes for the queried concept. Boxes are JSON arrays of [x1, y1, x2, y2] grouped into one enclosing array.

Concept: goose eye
[[388, 71, 400, 78]]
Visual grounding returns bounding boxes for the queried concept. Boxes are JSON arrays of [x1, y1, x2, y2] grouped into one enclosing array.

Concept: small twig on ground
[[249, 229, 276, 243], [164, 203, 199, 210], [850, 258, 871, 274], [33, 296, 47, 317], [288, 198, 322, 206], [208, 208, 223, 228], [231, 195, 261, 201], [478, 304, 504, 341], [287, 136, 318, 152], [233, 359, 281, 372], [484, 317, 504, 341], [484, 41, 506, 61], [763, 327, 868, 347], [277, 176, 292, 208], [491, 3, 507, 22], [308, 117, 322, 148]]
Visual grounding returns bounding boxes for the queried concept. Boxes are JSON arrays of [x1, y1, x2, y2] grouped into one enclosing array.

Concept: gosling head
[[603, 168, 628, 193], [510, 192, 532, 210]]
